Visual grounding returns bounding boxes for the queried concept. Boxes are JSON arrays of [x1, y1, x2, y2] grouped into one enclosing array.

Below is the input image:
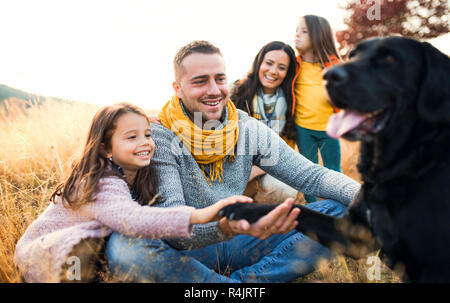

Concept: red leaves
[[337, 0, 450, 56]]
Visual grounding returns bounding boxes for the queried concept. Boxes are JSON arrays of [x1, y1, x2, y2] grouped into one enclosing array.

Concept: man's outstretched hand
[[219, 198, 300, 240]]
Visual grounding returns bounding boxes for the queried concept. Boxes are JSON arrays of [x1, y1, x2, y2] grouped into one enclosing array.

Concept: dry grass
[[0, 99, 401, 283], [0, 99, 99, 282]]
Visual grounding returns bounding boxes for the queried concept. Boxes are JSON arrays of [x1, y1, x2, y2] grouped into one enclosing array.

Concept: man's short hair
[[174, 40, 222, 82]]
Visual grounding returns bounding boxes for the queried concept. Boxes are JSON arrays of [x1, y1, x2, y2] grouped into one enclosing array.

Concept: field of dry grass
[[0, 99, 401, 283]]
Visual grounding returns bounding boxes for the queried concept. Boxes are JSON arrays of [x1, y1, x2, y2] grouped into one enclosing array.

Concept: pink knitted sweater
[[14, 176, 194, 283]]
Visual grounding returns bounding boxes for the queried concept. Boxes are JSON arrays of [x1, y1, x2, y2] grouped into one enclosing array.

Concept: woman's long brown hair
[[50, 102, 163, 209]]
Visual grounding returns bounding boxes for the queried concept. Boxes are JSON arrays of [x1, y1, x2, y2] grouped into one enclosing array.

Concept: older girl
[[294, 15, 342, 203]]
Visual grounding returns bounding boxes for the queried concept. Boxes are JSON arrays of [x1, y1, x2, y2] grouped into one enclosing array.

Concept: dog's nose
[[324, 67, 348, 86]]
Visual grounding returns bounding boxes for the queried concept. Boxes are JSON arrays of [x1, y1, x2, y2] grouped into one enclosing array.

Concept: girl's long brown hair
[[303, 15, 342, 68], [50, 102, 163, 209]]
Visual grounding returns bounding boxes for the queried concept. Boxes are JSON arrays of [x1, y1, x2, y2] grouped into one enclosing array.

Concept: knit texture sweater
[[151, 109, 361, 250], [14, 176, 194, 283]]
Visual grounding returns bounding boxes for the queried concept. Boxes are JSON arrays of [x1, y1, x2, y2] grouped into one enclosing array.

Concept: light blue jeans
[[106, 200, 346, 283]]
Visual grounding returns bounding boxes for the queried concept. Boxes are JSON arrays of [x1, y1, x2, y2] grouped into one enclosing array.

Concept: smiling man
[[173, 49, 228, 123], [105, 40, 361, 283]]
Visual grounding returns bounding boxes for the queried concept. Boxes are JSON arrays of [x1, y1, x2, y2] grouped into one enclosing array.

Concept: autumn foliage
[[337, 0, 450, 55]]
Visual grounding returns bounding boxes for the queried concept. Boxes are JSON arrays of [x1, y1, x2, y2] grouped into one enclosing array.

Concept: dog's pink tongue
[[327, 110, 367, 138]]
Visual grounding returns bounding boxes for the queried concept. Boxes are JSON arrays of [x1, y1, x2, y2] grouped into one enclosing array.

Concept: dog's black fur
[[220, 37, 450, 282]]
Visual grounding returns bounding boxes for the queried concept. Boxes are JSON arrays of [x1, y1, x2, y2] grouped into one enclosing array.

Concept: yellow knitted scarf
[[158, 95, 239, 184]]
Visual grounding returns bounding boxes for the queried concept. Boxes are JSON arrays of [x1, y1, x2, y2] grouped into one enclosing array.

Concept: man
[[106, 41, 361, 282]]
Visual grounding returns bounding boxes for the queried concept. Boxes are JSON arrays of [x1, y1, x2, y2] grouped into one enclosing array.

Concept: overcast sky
[[0, 0, 448, 110]]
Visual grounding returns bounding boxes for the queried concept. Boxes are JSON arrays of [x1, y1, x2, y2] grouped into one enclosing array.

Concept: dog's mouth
[[326, 107, 390, 141]]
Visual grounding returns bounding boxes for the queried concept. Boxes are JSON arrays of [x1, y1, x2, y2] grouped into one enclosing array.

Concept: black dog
[[220, 37, 450, 282]]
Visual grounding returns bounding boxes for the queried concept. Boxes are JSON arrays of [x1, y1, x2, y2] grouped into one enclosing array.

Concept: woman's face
[[258, 49, 290, 95]]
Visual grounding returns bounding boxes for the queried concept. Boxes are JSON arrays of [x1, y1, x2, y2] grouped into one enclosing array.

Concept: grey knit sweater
[[150, 109, 361, 250]]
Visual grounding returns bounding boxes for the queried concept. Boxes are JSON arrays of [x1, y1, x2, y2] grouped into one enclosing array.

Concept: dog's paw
[[219, 203, 256, 222], [219, 203, 275, 223]]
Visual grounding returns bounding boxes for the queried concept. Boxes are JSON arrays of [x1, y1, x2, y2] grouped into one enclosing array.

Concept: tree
[[337, 0, 450, 56]]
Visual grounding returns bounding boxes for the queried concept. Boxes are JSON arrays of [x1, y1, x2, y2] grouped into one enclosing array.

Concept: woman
[[231, 41, 300, 203]]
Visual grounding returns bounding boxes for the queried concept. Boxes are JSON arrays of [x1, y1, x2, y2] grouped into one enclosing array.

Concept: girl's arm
[[78, 177, 252, 239], [78, 177, 195, 239]]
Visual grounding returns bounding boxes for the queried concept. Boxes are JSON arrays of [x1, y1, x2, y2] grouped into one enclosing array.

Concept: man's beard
[[181, 99, 227, 128]]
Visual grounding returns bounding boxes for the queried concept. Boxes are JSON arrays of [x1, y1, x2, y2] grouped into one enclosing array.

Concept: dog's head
[[324, 36, 450, 142]]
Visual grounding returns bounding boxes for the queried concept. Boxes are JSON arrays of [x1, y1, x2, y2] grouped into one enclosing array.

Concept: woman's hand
[[190, 195, 253, 225]]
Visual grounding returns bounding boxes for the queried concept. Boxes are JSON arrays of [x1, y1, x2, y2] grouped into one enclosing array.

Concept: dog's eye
[[383, 55, 396, 63], [375, 52, 397, 66], [348, 50, 357, 59]]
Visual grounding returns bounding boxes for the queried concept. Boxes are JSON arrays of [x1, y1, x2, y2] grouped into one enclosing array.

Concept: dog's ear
[[417, 42, 450, 123]]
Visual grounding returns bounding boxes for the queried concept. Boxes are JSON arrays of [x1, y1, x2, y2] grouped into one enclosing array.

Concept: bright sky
[[0, 0, 449, 110]]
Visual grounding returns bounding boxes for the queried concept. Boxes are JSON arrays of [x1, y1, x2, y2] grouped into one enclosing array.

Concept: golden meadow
[[0, 99, 400, 283]]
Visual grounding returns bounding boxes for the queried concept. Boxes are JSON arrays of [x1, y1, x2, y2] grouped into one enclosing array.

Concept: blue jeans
[[295, 125, 342, 203], [106, 200, 346, 283]]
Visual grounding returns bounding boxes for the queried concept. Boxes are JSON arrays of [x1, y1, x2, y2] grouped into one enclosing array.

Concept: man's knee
[[106, 233, 165, 281], [305, 199, 347, 217]]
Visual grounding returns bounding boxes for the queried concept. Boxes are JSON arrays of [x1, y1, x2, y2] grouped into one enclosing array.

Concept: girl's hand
[[190, 195, 253, 225]]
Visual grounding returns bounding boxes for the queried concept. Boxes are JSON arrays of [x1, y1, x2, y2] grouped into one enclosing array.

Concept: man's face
[[173, 53, 229, 123]]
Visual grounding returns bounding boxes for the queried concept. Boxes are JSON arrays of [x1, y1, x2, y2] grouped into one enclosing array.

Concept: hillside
[[0, 84, 45, 105], [0, 84, 74, 110]]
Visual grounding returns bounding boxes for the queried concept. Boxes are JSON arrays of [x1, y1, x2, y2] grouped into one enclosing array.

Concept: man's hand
[[219, 198, 300, 240]]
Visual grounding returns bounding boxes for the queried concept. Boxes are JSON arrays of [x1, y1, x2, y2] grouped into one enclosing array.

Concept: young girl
[[294, 15, 342, 203], [231, 41, 298, 203], [14, 102, 251, 283]]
